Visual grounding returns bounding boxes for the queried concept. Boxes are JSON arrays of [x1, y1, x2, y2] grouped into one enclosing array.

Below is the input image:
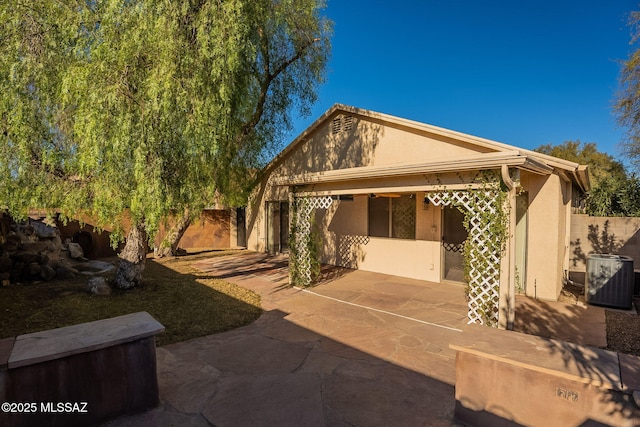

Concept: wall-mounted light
[[423, 197, 431, 210]]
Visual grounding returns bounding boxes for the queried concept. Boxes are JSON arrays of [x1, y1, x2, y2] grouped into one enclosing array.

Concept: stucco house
[[245, 104, 589, 328]]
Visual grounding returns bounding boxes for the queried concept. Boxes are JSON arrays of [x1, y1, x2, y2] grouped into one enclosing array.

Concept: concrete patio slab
[[104, 251, 611, 427]]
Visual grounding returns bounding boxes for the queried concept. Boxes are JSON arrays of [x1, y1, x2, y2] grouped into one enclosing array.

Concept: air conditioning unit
[[585, 254, 634, 310]]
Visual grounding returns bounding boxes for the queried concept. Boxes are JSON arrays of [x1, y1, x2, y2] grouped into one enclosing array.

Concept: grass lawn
[[0, 249, 262, 346]]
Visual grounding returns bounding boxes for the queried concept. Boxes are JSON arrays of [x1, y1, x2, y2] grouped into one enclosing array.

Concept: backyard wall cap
[[8, 311, 165, 369], [450, 323, 621, 389]]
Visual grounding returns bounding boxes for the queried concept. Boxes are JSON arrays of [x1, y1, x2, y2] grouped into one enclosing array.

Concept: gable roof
[[268, 104, 590, 192]]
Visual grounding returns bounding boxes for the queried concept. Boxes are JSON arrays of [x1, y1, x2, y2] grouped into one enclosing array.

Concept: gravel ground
[[561, 283, 640, 356], [605, 299, 640, 356]]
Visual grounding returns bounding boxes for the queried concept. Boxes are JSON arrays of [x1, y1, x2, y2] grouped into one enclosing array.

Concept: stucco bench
[[0, 311, 164, 427], [450, 324, 640, 427]]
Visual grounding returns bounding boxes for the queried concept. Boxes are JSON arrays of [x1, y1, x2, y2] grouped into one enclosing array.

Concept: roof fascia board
[[294, 182, 497, 197], [274, 152, 553, 186]]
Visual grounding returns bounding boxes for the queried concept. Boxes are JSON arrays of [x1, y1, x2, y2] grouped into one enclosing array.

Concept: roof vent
[[343, 115, 353, 131], [331, 117, 342, 135], [331, 115, 354, 135]]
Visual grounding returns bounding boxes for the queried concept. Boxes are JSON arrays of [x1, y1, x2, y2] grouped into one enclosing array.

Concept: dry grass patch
[[0, 249, 262, 346]]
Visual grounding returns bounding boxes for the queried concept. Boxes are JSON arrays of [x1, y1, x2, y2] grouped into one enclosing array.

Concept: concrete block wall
[[569, 215, 640, 284]]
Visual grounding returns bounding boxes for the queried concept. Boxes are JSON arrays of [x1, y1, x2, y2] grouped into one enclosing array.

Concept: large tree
[[0, 0, 331, 288], [616, 10, 640, 168], [534, 140, 626, 186], [534, 141, 640, 216]]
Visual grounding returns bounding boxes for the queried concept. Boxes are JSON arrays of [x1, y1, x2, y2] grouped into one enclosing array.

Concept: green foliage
[[586, 174, 640, 217], [534, 141, 626, 186], [616, 10, 640, 169], [461, 188, 508, 328], [0, 0, 331, 242], [534, 141, 640, 216], [288, 199, 301, 284]]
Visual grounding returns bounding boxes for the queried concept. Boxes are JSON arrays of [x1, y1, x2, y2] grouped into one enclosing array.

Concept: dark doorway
[[266, 201, 290, 254], [236, 207, 246, 248], [442, 206, 468, 283]]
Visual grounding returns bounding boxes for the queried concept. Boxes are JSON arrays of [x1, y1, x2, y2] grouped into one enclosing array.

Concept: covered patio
[[247, 104, 592, 331], [192, 252, 606, 349]]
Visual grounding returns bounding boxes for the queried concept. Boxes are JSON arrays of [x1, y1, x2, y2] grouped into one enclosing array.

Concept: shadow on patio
[[105, 252, 630, 426]]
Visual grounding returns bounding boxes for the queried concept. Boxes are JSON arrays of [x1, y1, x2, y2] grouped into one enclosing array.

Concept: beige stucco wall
[[246, 110, 491, 265], [521, 172, 570, 300], [265, 111, 490, 177], [569, 215, 640, 279], [309, 192, 442, 282]]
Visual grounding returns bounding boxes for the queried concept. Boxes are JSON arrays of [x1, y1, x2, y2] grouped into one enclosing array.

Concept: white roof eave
[[273, 152, 553, 186]]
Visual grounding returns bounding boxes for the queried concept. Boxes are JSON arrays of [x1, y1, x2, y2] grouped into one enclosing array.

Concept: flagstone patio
[[104, 252, 608, 426]]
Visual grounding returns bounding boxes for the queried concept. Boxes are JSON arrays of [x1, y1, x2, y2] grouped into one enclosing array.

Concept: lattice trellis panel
[[392, 196, 416, 239], [338, 235, 370, 268], [428, 190, 502, 326], [290, 196, 333, 286]]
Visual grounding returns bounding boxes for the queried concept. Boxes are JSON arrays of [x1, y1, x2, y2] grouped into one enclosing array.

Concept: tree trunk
[[114, 223, 147, 289], [155, 209, 191, 258]]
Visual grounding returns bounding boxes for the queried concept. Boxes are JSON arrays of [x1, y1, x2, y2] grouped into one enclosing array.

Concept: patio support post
[[500, 165, 517, 330], [427, 188, 503, 327], [288, 194, 333, 286], [288, 190, 294, 286]]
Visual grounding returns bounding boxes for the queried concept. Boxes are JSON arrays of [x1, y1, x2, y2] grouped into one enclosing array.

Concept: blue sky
[[286, 1, 639, 164]]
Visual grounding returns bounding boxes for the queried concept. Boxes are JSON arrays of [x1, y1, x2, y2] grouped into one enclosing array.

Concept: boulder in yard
[[23, 263, 41, 281], [67, 242, 84, 259], [11, 251, 39, 265], [55, 265, 77, 279], [87, 276, 111, 296], [29, 219, 60, 239], [0, 256, 11, 273], [20, 241, 56, 255], [39, 265, 56, 281]]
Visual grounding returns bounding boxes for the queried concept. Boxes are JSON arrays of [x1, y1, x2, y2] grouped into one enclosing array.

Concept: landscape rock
[[51, 235, 63, 251], [23, 263, 41, 281], [67, 242, 84, 259], [88, 276, 112, 296], [0, 256, 11, 273], [6, 234, 21, 247], [10, 262, 24, 283], [22, 224, 35, 238], [29, 220, 59, 239], [55, 265, 77, 279], [75, 260, 117, 276], [14, 228, 36, 243], [20, 241, 55, 254], [39, 265, 56, 281], [11, 251, 39, 265], [38, 254, 50, 266]]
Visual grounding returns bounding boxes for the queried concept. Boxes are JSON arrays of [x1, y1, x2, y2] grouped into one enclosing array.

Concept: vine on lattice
[[289, 195, 333, 287], [428, 179, 508, 327]]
